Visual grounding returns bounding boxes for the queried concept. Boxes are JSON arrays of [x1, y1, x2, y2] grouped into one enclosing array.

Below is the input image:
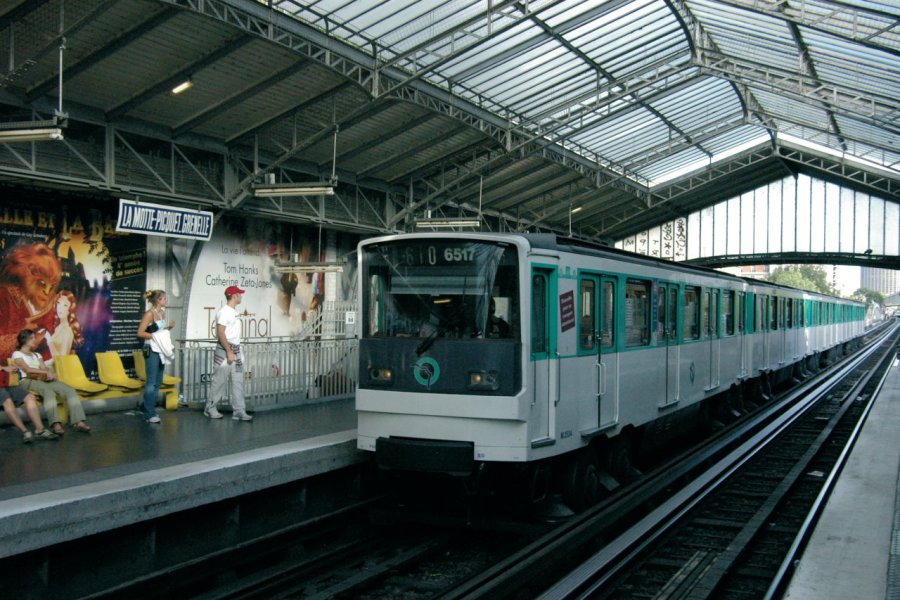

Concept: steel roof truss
[[712, 0, 900, 57], [696, 47, 900, 134], [174, 59, 311, 137], [107, 35, 256, 121], [25, 8, 179, 103]]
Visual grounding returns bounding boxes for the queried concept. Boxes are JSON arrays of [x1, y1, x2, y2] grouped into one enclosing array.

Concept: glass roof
[[269, 0, 900, 185]]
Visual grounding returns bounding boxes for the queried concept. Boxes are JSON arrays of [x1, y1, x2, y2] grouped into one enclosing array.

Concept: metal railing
[[293, 301, 356, 340], [177, 336, 358, 410]]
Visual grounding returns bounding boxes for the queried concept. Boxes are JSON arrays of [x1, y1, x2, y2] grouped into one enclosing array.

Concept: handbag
[[29, 371, 49, 381]]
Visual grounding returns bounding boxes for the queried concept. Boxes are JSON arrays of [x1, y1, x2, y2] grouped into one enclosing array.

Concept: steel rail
[[538, 323, 899, 599], [763, 339, 900, 599]]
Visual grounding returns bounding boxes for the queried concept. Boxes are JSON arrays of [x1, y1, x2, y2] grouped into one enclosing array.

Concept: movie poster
[[186, 217, 356, 340], [0, 196, 146, 378]]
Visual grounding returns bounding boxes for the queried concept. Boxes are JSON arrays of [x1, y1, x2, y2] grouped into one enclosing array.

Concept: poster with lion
[[0, 195, 146, 379]]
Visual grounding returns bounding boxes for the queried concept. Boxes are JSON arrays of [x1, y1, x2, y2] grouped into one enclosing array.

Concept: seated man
[[0, 365, 57, 443]]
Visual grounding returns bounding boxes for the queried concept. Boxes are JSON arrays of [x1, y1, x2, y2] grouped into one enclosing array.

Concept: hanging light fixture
[[252, 182, 335, 197]]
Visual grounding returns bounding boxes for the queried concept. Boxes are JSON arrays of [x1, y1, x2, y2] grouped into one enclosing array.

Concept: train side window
[[736, 292, 744, 334], [656, 285, 666, 341], [579, 278, 596, 350], [669, 287, 678, 340], [531, 273, 549, 355], [786, 298, 793, 328], [723, 290, 735, 336], [771, 296, 779, 330], [701, 291, 710, 338], [367, 274, 380, 336], [601, 280, 615, 349], [711, 291, 719, 338], [625, 279, 650, 347], [683, 286, 700, 340]]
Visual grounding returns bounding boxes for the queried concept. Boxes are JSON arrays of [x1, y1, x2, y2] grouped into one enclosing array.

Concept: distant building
[[718, 265, 770, 280], [860, 267, 900, 297]]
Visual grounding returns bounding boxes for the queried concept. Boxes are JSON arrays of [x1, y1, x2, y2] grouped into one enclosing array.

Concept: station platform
[[0, 398, 362, 559], [784, 357, 900, 600]]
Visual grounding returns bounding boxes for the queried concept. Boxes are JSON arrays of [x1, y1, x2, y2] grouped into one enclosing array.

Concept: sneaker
[[22, 430, 33, 444], [36, 429, 59, 440], [204, 406, 223, 419], [232, 411, 253, 422], [147, 415, 161, 424]]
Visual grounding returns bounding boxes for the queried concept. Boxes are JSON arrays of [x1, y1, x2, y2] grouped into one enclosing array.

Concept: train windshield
[[362, 240, 519, 340]]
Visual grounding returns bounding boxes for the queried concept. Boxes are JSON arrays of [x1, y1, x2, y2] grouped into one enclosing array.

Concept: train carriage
[[356, 233, 865, 509]]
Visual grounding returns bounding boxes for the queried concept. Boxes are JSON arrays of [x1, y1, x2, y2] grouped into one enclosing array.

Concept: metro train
[[355, 232, 866, 510]]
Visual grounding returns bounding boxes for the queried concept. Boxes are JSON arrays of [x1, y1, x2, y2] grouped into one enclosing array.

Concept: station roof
[[0, 0, 897, 242]]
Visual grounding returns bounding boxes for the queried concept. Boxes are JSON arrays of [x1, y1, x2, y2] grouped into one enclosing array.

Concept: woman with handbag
[[12, 328, 91, 434], [136, 290, 175, 424]]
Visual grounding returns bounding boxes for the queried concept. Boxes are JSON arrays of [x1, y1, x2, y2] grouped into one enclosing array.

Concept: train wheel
[[560, 447, 602, 512], [607, 434, 642, 485]]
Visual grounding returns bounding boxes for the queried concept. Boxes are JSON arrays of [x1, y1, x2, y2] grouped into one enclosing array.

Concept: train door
[[773, 296, 785, 364], [598, 276, 619, 428], [657, 283, 678, 406], [530, 265, 557, 447], [763, 295, 771, 367], [708, 289, 720, 389]]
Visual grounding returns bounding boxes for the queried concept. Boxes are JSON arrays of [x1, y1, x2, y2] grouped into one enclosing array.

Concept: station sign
[[115, 199, 213, 241]]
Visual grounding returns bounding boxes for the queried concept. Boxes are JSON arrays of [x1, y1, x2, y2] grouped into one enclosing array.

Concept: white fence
[[177, 336, 358, 410]]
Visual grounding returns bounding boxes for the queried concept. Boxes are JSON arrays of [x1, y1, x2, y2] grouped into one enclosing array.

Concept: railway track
[[532, 323, 900, 599], [93, 324, 898, 600]]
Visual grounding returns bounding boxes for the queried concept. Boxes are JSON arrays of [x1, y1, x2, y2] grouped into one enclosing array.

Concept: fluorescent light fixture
[[274, 261, 344, 274], [0, 128, 64, 143], [253, 182, 335, 197], [570, 206, 583, 214], [415, 217, 481, 229], [171, 79, 193, 95]]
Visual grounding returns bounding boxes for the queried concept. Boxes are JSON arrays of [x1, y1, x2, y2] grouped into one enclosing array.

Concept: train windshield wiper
[[415, 325, 442, 356]]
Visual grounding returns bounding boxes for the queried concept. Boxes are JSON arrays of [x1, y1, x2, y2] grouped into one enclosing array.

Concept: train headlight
[[369, 367, 393, 385], [468, 370, 499, 391]]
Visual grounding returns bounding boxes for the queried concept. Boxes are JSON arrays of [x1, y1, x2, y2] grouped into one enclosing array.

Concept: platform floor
[[0, 398, 362, 558], [0, 398, 356, 498], [784, 357, 900, 600]]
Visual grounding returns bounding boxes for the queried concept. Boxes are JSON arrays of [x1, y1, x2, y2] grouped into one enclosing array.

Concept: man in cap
[[205, 285, 253, 421]]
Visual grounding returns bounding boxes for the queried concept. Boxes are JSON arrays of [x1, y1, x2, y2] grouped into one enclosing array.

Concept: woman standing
[[13, 328, 90, 434], [137, 290, 175, 424]]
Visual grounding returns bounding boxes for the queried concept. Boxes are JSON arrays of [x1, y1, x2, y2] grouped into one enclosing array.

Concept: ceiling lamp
[[0, 127, 64, 143], [171, 79, 193, 95], [252, 182, 335, 197], [274, 260, 344, 274], [415, 217, 481, 229]]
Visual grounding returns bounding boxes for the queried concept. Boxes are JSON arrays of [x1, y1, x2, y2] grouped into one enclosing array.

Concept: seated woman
[[12, 328, 91, 434], [1, 365, 57, 442]]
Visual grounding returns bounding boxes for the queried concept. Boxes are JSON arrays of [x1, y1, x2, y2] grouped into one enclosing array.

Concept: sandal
[[51, 423, 65, 435], [73, 421, 92, 433]]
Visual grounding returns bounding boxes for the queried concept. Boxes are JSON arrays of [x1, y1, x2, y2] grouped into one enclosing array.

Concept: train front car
[[356, 233, 529, 484]]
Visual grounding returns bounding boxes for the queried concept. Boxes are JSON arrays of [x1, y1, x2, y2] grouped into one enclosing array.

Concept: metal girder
[[361, 123, 472, 178], [0, 0, 53, 31], [165, 0, 652, 223], [776, 143, 900, 198], [174, 59, 311, 137], [620, 111, 749, 170], [596, 145, 778, 236], [107, 35, 255, 120], [696, 47, 900, 134], [25, 8, 179, 103], [712, 0, 900, 58], [225, 80, 357, 144], [334, 111, 437, 164], [1, 0, 117, 87], [687, 252, 900, 270]]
